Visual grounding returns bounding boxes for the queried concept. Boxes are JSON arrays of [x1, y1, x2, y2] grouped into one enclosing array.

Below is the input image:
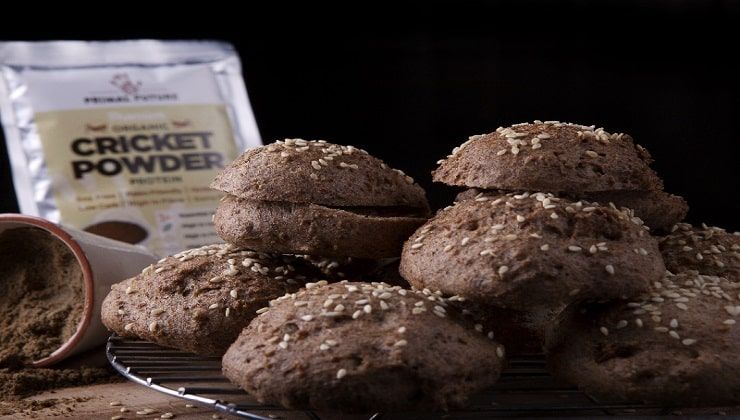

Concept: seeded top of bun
[[101, 244, 322, 356], [545, 271, 740, 405], [222, 281, 504, 411], [212, 139, 429, 209], [400, 192, 664, 311], [433, 121, 662, 194]]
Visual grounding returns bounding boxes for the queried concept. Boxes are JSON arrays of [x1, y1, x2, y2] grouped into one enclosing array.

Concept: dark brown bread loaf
[[660, 223, 740, 279], [400, 192, 665, 312], [101, 244, 324, 356], [545, 272, 740, 405], [212, 139, 430, 210], [214, 195, 427, 258], [222, 281, 505, 412], [433, 122, 662, 194]]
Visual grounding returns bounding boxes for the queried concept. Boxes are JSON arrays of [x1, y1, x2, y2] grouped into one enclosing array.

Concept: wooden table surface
[[5, 381, 237, 420]]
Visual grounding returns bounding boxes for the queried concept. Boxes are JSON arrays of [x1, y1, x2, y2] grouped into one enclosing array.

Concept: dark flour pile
[[0, 227, 83, 366], [0, 227, 117, 411]]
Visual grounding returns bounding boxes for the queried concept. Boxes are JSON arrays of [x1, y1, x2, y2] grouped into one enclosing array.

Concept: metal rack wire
[[106, 334, 673, 419]]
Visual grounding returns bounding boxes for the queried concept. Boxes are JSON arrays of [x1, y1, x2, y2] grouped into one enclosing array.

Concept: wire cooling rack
[[106, 334, 703, 419]]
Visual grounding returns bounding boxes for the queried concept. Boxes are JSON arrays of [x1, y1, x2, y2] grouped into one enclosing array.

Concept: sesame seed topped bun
[[212, 139, 430, 210], [545, 271, 740, 406], [433, 121, 662, 194], [400, 191, 665, 312], [211, 139, 431, 258], [101, 244, 325, 356], [222, 281, 504, 412]]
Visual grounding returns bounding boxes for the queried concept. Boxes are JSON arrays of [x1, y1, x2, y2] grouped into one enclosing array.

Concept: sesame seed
[[639, 248, 648, 255], [256, 307, 269, 314], [363, 304, 372, 314], [540, 243, 550, 251], [319, 343, 330, 351], [635, 318, 644, 327], [516, 215, 526, 222], [655, 326, 669, 332], [696, 253, 704, 260], [125, 286, 135, 295], [151, 308, 165, 316], [682, 338, 697, 346], [278, 341, 288, 349], [336, 369, 347, 379], [616, 320, 628, 329], [117, 309, 125, 315], [605, 265, 615, 275], [496, 346, 505, 358], [412, 307, 426, 315], [230, 289, 238, 298], [569, 289, 580, 296], [124, 323, 134, 331], [301, 315, 314, 321], [109, 401, 122, 406], [676, 303, 689, 310], [461, 237, 470, 246], [496, 149, 507, 156], [487, 331, 494, 340], [148, 321, 158, 332], [599, 327, 609, 336], [669, 331, 680, 339], [723, 319, 736, 325], [585, 150, 599, 158], [161, 413, 175, 419], [550, 213, 559, 219], [568, 245, 582, 252], [352, 310, 362, 319], [443, 244, 454, 252], [209, 303, 220, 310], [394, 340, 408, 347], [311, 161, 322, 170], [582, 207, 596, 212], [111, 416, 123, 420], [498, 266, 509, 275], [724, 305, 740, 316], [670, 319, 679, 328]]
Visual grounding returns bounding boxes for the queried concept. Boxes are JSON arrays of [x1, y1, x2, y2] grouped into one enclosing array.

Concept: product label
[[35, 105, 236, 256]]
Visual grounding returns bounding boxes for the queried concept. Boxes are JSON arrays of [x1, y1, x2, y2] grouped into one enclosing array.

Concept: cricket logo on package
[[0, 40, 262, 256]]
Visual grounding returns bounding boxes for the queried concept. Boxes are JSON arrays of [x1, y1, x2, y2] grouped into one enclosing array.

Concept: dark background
[[2, 1, 738, 230]]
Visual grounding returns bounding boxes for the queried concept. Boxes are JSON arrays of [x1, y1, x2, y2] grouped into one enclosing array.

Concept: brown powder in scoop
[[0, 227, 84, 366]]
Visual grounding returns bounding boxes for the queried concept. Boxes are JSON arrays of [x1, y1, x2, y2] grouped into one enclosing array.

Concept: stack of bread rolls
[[102, 139, 506, 411], [102, 125, 739, 411]]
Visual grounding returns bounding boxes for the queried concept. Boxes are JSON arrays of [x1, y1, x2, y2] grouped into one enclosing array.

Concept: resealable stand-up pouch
[[0, 40, 262, 256]]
